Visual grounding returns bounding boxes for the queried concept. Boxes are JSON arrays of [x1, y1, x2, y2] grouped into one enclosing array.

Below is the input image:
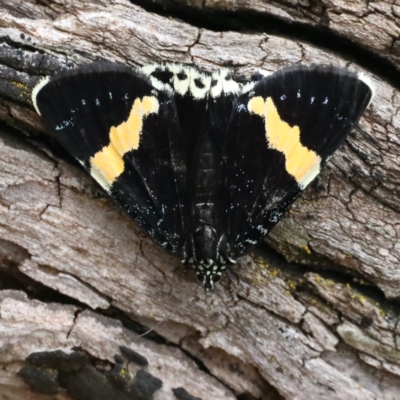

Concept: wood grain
[[0, 1, 399, 399]]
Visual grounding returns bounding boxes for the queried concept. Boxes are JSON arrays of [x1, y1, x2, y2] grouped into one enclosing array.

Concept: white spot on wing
[[256, 225, 268, 235], [357, 71, 375, 107], [298, 161, 321, 190], [221, 75, 240, 95], [139, 62, 277, 101], [256, 70, 271, 77], [188, 67, 211, 99], [31, 76, 51, 115], [237, 103, 247, 112], [210, 68, 240, 98], [210, 71, 223, 98], [241, 81, 256, 94], [90, 164, 111, 192], [173, 70, 190, 96], [140, 64, 158, 76]]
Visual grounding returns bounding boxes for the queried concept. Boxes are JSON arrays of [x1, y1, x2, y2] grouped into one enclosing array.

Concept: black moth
[[32, 62, 373, 291]]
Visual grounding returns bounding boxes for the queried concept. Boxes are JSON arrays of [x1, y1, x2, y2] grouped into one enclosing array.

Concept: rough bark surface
[[0, 0, 399, 399], [144, 0, 400, 71]]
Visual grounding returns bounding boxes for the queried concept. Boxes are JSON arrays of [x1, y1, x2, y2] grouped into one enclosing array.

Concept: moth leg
[[225, 266, 239, 286], [225, 267, 240, 306]]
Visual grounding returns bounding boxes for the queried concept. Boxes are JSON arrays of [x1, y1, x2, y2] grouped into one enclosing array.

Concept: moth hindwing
[[32, 62, 373, 291]]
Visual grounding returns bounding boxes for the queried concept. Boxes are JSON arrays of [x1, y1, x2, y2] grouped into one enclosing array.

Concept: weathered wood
[[144, 0, 400, 70], [0, 0, 399, 399], [0, 290, 236, 399]]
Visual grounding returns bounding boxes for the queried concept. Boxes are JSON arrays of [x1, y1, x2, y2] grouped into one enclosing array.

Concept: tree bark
[[0, 0, 399, 399]]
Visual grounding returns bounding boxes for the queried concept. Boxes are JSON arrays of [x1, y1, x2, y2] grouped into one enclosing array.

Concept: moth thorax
[[194, 224, 217, 261]]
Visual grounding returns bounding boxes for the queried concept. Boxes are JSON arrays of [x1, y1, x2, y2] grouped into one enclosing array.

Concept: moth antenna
[[214, 284, 263, 346], [139, 283, 201, 338]]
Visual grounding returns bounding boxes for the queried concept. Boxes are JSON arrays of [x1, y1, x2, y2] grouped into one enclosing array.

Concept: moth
[[32, 62, 373, 291]]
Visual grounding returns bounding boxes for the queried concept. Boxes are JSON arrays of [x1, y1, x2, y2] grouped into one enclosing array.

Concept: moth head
[[196, 268, 222, 292]]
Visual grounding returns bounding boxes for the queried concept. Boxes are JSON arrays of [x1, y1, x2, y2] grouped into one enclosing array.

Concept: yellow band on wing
[[248, 96, 321, 189], [90, 96, 159, 190]]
